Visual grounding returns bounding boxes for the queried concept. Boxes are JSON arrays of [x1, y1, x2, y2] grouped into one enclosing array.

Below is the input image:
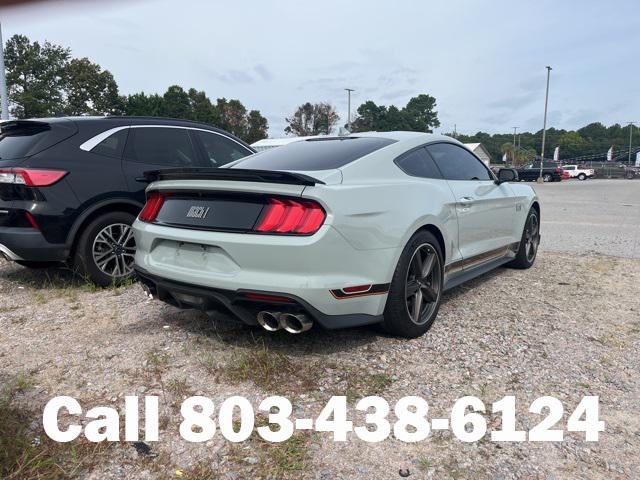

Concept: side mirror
[[497, 168, 518, 184]]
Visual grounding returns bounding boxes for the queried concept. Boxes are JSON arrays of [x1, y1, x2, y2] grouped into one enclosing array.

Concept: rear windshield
[[0, 120, 77, 160], [232, 136, 396, 171]]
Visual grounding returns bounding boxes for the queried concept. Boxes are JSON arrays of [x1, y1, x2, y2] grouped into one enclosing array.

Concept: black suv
[[0, 117, 255, 285]]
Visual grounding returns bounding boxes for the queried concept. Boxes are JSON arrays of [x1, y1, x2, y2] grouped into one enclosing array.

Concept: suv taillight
[[138, 191, 169, 223], [255, 198, 326, 235], [0, 168, 67, 186]]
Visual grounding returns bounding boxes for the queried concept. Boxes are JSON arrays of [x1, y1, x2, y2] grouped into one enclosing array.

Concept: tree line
[[454, 123, 638, 165], [3, 35, 269, 143]]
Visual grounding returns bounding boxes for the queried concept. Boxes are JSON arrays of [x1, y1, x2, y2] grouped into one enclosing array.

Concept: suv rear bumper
[[134, 266, 383, 330], [0, 227, 69, 262]]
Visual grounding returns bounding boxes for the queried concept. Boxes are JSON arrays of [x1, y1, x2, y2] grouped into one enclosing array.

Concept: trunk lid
[[143, 167, 332, 233]]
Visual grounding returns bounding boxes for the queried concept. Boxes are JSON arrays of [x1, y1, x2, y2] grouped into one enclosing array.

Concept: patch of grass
[[167, 378, 192, 399], [228, 415, 312, 480], [596, 334, 628, 350], [220, 343, 320, 394], [33, 291, 47, 304], [417, 456, 434, 472], [0, 375, 112, 479], [146, 348, 171, 373], [0, 306, 18, 314], [339, 370, 393, 404]]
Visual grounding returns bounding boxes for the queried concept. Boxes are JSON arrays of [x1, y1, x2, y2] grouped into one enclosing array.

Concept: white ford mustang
[[133, 132, 540, 338]]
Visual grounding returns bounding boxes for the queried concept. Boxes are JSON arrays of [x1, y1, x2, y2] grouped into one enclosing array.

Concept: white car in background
[[133, 132, 540, 338], [562, 164, 595, 180]]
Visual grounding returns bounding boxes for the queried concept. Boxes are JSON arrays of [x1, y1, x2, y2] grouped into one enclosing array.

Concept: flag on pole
[[502, 153, 507, 163], [636, 151, 640, 167], [553, 146, 559, 162], [607, 146, 613, 162]]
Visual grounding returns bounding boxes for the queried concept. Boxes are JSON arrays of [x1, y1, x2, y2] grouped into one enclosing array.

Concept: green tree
[[350, 94, 440, 133], [123, 92, 166, 117], [245, 110, 268, 144], [163, 85, 191, 119], [187, 88, 219, 124], [4, 34, 70, 117], [64, 57, 123, 115], [350, 100, 387, 131], [403, 94, 440, 132], [285, 102, 340, 136]]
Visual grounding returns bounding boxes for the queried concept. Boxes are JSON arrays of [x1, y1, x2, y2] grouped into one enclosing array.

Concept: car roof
[[350, 130, 459, 145], [29, 115, 221, 129], [20, 116, 254, 150]]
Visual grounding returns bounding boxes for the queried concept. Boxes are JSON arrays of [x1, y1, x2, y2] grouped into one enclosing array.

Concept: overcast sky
[[3, 0, 639, 136]]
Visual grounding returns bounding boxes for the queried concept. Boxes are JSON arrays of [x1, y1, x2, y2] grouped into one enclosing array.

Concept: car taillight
[[139, 191, 169, 223], [0, 168, 67, 186], [555, 167, 561, 173], [255, 198, 326, 235]]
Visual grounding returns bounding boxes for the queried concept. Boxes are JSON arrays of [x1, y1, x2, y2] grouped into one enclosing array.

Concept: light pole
[[627, 122, 635, 165], [512, 126, 518, 165], [0, 22, 9, 120], [345, 88, 354, 130], [538, 66, 552, 183]]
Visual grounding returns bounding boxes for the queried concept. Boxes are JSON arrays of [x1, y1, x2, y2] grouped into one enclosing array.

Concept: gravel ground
[[0, 180, 639, 480], [532, 179, 640, 258]]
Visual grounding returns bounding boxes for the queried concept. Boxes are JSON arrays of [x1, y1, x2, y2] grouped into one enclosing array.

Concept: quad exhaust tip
[[256, 311, 313, 334], [256, 311, 283, 332]]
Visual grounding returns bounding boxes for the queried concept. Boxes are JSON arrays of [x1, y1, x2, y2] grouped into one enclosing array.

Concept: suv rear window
[[232, 137, 396, 171], [0, 120, 77, 160]]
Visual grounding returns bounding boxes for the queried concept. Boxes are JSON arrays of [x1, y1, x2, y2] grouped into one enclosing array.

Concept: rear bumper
[[0, 227, 68, 262], [133, 220, 396, 318], [135, 266, 383, 329]]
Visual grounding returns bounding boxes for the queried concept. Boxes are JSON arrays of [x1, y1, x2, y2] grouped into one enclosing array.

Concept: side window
[[196, 131, 252, 167], [90, 129, 129, 158], [124, 127, 198, 166], [425, 143, 492, 181], [395, 147, 442, 179]]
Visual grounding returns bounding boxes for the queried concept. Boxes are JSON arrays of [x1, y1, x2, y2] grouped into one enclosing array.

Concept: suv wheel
[[74, 211, 137, 286], [542, 173, 552, 182], [382, 231, 443, 338], [578, 173, 587, 180], [626, 171, 635, 179]]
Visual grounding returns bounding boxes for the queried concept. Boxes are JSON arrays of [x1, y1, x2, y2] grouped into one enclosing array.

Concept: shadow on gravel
[[0, 261, 86, 290], [129, 265, 513, 357]]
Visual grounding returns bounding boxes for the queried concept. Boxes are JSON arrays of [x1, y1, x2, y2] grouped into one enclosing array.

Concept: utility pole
[[627, 122, 635, 165], [0, 22, 9, 120], [538, 66, 552, 183], [345, 88, 354, 130], [512, 126, 518, 164]]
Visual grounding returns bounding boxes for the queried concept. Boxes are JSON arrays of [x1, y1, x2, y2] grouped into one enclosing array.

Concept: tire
[[543, 173, 552, 182], [15, 261, 59, 269], [578, 173, 587, 181], [382, 231, 444, 338], [73, 211, 137, 287], [507, 208, 540, 269], [626, 171, 634, 180]]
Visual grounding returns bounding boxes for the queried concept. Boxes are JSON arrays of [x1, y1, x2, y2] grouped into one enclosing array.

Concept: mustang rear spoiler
[[139, 168, 325, 186]]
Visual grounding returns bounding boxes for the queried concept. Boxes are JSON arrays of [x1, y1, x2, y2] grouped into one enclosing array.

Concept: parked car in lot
[[0, 117, 254, 285], [586, 162, 638, 179], [133, 133, 540, 338], [562, 164, 595, 180], [516, 161, 563, 182]]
